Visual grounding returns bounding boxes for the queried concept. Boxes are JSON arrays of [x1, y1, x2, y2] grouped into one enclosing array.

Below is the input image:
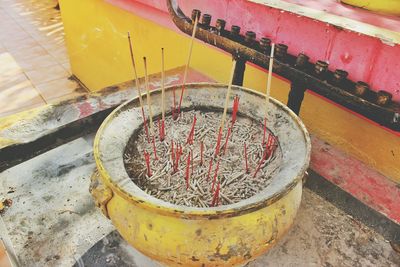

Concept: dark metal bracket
[[166, 0, 400, 132]]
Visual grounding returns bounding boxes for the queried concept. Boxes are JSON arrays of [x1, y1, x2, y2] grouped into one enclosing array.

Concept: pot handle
[[89, 170, 113, 219]]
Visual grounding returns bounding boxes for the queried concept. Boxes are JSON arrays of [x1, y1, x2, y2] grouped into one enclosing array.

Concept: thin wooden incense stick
[[214, 59, 237, 158], [161, 48, 166, 122], [265, 43, 275, 118], [220, 59, 237, 131], [127, 32, 144, 111], [160, 48, 166, 140], [127, 32, 149, 141], [178, 15, 199, 114], [143, 56, 154, 135]]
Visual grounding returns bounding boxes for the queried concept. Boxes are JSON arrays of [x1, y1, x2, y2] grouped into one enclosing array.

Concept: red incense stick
[[158, 120, 162, 140], [161, 119, 165, 140], [185, 151, 191, 189], [223, 125, 232, 155], [266, 135, 277, 160], [158, 119, 165, 141], [244, 143, 249, 173], [186, 115, 197, 145], [211, 182, 221, 207], [253, 146, 268, 178], [211, 160, 220, 192], [174, 144, 182, 173], [144, 150, 152, 177], [152, 136, 158, 160], [214, 127, 223, 157], [231, 96, 239, 125]]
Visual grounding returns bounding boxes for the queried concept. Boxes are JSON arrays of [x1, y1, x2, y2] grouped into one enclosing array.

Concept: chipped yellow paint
[[60, 0, 400, 183], [104, 183, 301, 266]]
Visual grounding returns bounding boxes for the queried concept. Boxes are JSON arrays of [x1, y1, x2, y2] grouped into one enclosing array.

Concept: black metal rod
[[287, 82, 307, 115], [232, 58, 246, 86]]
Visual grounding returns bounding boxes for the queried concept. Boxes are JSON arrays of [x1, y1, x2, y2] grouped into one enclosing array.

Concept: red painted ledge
[[311, 135, 400, 224]]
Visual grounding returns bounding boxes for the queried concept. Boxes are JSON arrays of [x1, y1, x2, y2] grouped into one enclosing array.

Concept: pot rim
[[94, 82, 311, 219]]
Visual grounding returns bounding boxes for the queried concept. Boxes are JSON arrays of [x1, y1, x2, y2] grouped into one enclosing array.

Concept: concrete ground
[[0, 135, 399, 267], [250, 191, 400, 267], [0, 0, 86, 117]]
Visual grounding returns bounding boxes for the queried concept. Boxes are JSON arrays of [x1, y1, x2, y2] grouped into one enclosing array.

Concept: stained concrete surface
[[249, 191, 400, 267], [0, 134, 399, 266], [0, 135, 114, 267]]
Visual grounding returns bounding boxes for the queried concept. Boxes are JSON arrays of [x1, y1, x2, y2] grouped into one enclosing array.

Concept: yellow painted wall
[[59, 0, 400, 183], [341, 0, 400, 16]]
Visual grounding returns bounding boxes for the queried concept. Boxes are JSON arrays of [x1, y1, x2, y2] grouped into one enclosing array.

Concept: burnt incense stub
[[123, 109, 282, 208]]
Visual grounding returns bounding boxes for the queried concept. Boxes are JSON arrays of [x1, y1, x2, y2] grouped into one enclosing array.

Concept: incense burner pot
[[91, 83, 311, 266]]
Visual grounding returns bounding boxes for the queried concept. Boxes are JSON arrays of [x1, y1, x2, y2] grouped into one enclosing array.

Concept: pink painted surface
[[248, 62, 400, 138], [106, 0, 400, 138], [77, 102, 94, 119], [103, 0, 400, 226], [108, 0, 400, 102], [311, 135, 400, 224], [282, 0, 400, 32], [106, 0, 175, 29]]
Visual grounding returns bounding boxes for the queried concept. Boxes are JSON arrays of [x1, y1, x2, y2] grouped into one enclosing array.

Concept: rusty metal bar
[[166, 0, 400, 131]]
